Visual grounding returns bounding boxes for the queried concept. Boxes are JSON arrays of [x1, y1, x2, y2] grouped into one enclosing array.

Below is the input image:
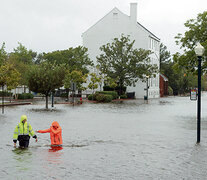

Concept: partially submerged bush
[[15, 93, 34, 99], [0, 91, 12, 96], [88, 94, 97, 100], [120, 94, 127, 99], [95, 91, 118, 99], [96, 94, 113, 103], [60, 93, 68, 97], [88, 93, 113, 102]]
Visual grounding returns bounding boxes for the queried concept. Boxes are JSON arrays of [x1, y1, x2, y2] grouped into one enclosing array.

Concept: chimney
[[130, 3, 137, 23]]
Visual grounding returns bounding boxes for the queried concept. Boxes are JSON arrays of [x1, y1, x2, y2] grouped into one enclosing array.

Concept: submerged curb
[[0, 102, 32, 107]]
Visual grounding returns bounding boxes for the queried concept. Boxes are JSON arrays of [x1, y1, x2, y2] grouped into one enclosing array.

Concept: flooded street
[[1, 93, 207, 179]]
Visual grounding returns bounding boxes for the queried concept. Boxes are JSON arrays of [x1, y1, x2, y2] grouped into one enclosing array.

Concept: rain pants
[[13, 115, 37, 148], [37, 121, 62, 145]]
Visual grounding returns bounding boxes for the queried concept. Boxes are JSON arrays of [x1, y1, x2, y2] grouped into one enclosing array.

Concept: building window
[[113, 13, 118, 19]]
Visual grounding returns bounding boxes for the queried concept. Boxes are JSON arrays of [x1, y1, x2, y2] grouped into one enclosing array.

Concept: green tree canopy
[[175, 11, 207, 72], [97, 35, 158, 94], [160, 43, 171, 71], [0, 62, 21, 89], [0, 42, 7, 65], [9, 42, 37, 64], [42, 46, 93, 74], [27, 62, 66, 109], [7, 43, 37, 86], [160, 43, 199, 95], [87, 73, 101, 94], [64, 70, 87, 91]]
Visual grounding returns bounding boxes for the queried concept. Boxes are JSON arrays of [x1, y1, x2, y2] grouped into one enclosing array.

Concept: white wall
[[82, 4, 160, 99]]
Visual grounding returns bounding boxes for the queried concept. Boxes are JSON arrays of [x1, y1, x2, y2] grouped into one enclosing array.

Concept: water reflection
[[12, 147, 32, 154], [41, 145, 64, 179], [2, 94, 207, 179], [12, 148, 33, 171], [49, 145, 63, 152]]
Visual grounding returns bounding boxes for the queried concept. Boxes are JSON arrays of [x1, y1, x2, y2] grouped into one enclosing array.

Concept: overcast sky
[[0, 0, 206, 55]]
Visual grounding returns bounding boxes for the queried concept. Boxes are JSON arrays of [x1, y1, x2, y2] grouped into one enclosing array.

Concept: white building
[[82, 3, 160, 99]]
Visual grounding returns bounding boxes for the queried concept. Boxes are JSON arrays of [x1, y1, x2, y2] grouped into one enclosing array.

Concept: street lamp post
[[146, 76, 149, 100], [194, 43, 205, 143], [144, 76, 149, 100]]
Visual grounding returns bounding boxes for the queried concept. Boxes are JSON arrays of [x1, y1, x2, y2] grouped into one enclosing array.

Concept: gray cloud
[[0, 0, 206, 54]]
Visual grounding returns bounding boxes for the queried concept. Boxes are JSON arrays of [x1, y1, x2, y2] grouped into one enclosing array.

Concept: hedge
[[88, 93, 113, 102], [103, 86, 126, 95], [95, 91, 118, 100], [95, 94, 113, 102], [60, 93, 68, 97], [15, 93, 34, 99], [88, 94, 97, 100], [120, 94, 127, 99], [0, 91, 13, 96]]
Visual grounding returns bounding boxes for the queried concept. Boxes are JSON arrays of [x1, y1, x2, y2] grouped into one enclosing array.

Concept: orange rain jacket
[[37, 121, 62, 145]]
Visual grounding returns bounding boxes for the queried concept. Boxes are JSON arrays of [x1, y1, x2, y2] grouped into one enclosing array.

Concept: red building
[[160, 74, 168, 97]]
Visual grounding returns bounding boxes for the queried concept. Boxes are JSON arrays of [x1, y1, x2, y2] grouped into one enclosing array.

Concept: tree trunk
[[10, 91, 12, 103], [119, 81, 123, 96], [51, 92, 54, 108], [2, 86, 4, 114], [46, 95, 48, 109], [24, 85, 26, 93], [66, 88, 69, 101], [14, 88, 17, 100]]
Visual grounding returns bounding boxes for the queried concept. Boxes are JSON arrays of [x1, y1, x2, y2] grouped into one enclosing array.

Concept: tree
[[87, 73, 101, 95], [104, 77, 118, 90], [173, 53, 201, 94], [0, 42, 7, 65], [64, 70, 88, 100], [174, 11, 207, 72], [43, 46, 93, 74], [97, 35, 158, 95], [160, 43, 171, 72], [8, 43, 37, 87], [0, 62, 20, 113], [95, 65, 105, 91], [35, 53, 45, 64], [10, 42, 37, 64], [27, 62, 66, 109], [0, 62, 21, 90], [160, 43, 198, 95]]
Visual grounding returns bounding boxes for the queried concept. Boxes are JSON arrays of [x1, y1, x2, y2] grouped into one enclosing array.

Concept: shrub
[[60, 93, 68, 97], [120, 94, 127, 99], [16, 93, 34, 99], [0, 91, 12, 96], [96, 94, 113, 103], [88, 94, 97, 100], [95, 91, 118, 99]]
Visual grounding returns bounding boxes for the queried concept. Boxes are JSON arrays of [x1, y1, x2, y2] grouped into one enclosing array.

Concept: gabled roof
[[82, 7, 160, 41], [82, 7, 124, 36], [160, 73, 168, 81], [137, 22, 160, 41]]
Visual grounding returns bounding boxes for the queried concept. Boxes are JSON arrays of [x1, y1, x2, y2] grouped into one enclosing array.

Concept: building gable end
[[82, 7, 128, 36]]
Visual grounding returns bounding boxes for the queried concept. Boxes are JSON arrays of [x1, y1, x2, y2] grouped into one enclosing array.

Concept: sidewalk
[[0, 102, 32, 106]]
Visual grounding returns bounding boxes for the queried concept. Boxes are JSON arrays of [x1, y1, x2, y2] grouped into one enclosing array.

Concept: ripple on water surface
[[1, 95, 207, 179]]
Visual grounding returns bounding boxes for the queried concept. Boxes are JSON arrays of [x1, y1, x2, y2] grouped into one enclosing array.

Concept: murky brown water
[[1, 93, 207, 179]]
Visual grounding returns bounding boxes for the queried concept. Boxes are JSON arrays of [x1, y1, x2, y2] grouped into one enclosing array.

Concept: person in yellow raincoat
[[13, 115, 37, 148]]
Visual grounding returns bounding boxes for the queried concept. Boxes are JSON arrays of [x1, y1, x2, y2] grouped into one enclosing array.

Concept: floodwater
[[1, 93, 207, 180]]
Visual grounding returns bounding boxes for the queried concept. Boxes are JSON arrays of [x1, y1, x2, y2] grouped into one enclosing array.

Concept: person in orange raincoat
[[36, 121, 62, 146]]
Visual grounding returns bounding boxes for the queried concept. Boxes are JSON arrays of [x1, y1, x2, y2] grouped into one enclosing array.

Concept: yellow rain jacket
[[13, 115, 36, 143]]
